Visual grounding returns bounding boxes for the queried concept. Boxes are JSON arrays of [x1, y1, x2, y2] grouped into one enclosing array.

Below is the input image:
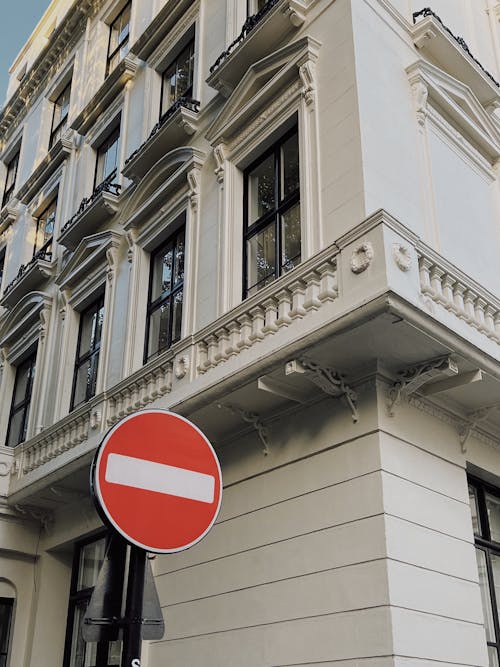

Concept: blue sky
[[1, 1, 50, 107]]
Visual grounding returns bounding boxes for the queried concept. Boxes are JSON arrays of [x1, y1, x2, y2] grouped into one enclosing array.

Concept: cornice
[[0, 0, 99, 143]]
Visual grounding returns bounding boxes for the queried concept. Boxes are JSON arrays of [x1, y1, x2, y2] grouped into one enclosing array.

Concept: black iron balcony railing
[[209, 0, 280, 74], [60, 176, 121, 235], [3, 239, 53, 296], [413, 8, 500, 88], [124, 97, 200, 167]]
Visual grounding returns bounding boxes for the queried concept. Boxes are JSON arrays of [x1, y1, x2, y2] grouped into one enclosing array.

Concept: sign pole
[[121, 545, 146, 667]]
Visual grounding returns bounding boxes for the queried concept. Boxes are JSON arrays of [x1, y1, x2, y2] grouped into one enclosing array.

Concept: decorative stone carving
[[174, 354, 190, 379], [392, 243, 412, 271], [350, 241, 374, 274]]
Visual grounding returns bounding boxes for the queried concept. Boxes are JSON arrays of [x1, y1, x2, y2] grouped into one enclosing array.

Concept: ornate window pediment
[[407, 60, 500, 165], [0, 291, 51, 364], [122, 146, 205, 248], [411, 11, 499, 109], [207, 0, 315, 97], [56, 230, 122, 308], [70, 56, 138, 136], [206, 35, 320, 151]]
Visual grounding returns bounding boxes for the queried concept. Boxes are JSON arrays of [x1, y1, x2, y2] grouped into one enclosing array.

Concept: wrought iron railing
[[60, 175, 121, 235], [413, 8, 499, 88], [124, 97, 200, 167], [209, 0, 280, 74]]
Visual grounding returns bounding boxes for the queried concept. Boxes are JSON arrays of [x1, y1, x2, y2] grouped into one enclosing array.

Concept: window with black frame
[[244, 126, 300, 298], [469, 477, 500, 666], [33, 197, 57, 259], [160, 39, 195, 119], [50, 82, 71, 148], [6, 349, 37, 447], [2, 151, 19, 209], [63, 535, 125, 667], [0, 597, 14, 667], [145, 226, 185, 362], [95, 127, 120, 189], [71, 296, 104, 410], [106, 2, 131, 77]]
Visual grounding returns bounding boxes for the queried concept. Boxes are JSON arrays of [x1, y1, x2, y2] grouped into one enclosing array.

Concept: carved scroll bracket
[[287, 357, 359, 423], [218, 403, 270, 455], [459, 404, 500, 453], [387, 355, 458, 416]]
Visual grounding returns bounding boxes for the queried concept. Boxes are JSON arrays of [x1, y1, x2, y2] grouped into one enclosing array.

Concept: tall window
[[469, 477, 500, 666], [106, 2, 131, 77], [64, 535, 125, 667], [71, 297, 104, 410], [33, 197, 57, 259], [160, 40, 195, 118], [6, 350, 37, 447], [145, 227, 185, 361], [95, 127, 120, 189], [50, 82, 71, 148], [2, 151, 19, 209], [244, 126, 300, 297], [0, 598, 14, 667]]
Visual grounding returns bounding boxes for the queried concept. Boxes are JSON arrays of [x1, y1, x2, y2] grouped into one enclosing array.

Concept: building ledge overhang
[[70, 56, 139, 136], [207, 0, 312, 97], [57, 182, 121, 251]]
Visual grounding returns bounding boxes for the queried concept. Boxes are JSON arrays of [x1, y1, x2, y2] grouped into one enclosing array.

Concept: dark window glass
[[0, 598, 14, 667], [145, 227, 185, 361], [50, 82, 71, 148], [63, 535, 125, 667], [95, 127, 120, 189], [244, 127, 300, 297], [2, 151, 19, 209], [33, 198, 57, 259], [107, 2, 131, 77], [469, 478, 500, 665], [6, 350, 37, 447], [160, 40, 195, 118], [71, 297, 104, 410]]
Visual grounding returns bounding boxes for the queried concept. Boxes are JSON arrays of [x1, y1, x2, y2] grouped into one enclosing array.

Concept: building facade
[[0, 0, 500, 665]]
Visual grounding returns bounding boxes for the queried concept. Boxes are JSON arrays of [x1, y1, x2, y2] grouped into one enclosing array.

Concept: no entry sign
[[91, 410, 222, 553]]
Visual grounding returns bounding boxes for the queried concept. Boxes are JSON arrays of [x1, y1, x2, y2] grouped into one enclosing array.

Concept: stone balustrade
[[418, 252, 500, 344]]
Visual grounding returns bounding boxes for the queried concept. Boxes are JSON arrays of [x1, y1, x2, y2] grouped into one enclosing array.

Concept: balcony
[[122, 98, 200, 183], [207, 0, 311, 96], [57, 179, 121, 251], [0, 241, 55, 308], [7, 210, 500, 503]]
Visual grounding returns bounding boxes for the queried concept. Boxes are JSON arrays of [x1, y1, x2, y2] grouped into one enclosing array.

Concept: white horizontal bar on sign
[[105, 453, 215, 503]]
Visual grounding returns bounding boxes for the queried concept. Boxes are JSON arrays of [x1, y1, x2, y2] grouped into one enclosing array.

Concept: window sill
[[207, 0, 310, 97], [16, 132, 74, 206], [70, 56, 139, 136], [0, 252, 55, 309], [58, 181, 121, 251], [122, 99, 200, 183]]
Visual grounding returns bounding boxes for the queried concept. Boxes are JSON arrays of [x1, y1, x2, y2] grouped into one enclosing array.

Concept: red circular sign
[[92, 410, 222, 553]]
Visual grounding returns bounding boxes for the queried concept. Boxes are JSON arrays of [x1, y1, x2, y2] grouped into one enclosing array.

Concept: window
[[50, 82, 71, 148], [95, 127, 120, 189], [0, 598, 14, 667], [145, 226, 185, 361], [64, 535, 125, 667], [160, 39, 195, 118], [33, 197, 56, 259], [6, 349, 37, 447], [2, 151, 19, 209], [106, 2, 131, 77], [469, 477, 500, 666], [243, 126, 300, 297], [71, 297, 104, 410]]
